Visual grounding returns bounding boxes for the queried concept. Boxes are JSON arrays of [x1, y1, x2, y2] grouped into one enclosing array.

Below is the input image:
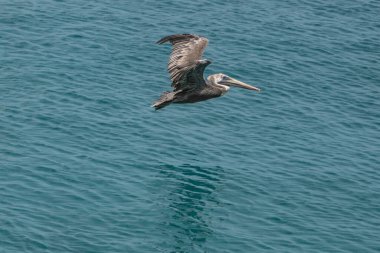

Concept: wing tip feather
[[156, 34, 204, 44]]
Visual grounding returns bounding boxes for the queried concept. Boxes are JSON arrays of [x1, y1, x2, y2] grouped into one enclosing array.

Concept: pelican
[[152, 34, 260, 110]]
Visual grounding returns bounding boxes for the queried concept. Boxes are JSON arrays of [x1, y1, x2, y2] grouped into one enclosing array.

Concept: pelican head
[[208, 73, 260, 92]]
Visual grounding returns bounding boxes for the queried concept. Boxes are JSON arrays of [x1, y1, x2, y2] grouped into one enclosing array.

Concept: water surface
[[1, 0, 380, 252]]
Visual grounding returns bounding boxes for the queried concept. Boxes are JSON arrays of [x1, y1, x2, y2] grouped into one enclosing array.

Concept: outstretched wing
[[157, 34, 211, 91]]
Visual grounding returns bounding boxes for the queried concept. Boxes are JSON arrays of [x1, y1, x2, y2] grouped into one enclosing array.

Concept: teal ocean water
[[1, 0, 380, 252]]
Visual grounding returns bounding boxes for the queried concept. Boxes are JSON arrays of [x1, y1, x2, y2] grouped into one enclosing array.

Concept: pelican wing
[[157, 34, 210, 91]]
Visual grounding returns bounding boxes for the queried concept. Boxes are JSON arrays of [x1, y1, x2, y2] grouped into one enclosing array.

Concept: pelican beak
[[224, 77, 260, 92]]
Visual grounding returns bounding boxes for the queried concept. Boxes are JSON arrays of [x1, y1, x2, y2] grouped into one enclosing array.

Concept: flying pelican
[[152, 34, 260, 110]]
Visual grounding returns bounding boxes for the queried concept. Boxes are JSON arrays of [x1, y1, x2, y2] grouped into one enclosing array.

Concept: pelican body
[[153, 34, 260, 110]]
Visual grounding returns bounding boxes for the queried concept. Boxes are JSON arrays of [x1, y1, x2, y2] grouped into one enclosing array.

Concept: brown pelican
[[152, 34, 260, 110]]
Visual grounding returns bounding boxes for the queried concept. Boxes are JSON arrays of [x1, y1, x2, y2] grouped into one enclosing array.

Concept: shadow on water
[[155, 164, 224, 253]]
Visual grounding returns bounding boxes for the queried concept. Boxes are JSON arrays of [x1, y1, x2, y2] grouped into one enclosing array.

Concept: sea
[[1, 0, 380, 252]]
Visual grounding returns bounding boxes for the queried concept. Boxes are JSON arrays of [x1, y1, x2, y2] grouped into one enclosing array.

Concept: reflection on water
[[155, 164, 224, 253]]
